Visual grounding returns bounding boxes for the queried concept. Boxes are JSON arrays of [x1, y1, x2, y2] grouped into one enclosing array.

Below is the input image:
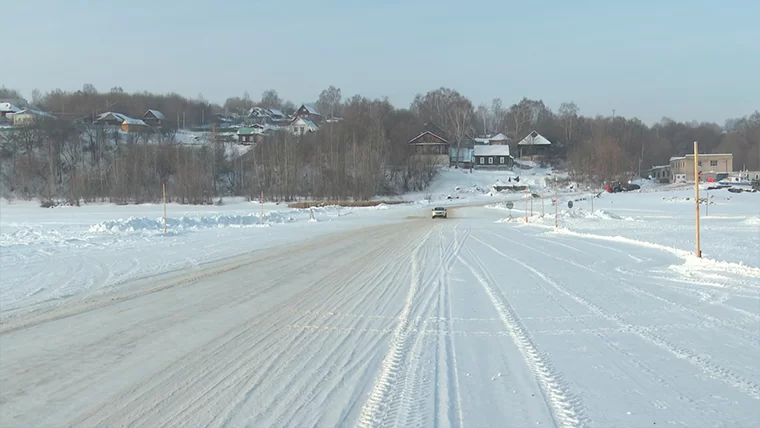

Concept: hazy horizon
[[4, 0, 759, 125]]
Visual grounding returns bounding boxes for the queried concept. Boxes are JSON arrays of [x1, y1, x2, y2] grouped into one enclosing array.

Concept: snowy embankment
[[0, 198, 404, 313]]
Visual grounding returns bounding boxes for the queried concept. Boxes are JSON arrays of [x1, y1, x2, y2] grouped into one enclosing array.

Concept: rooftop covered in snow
[[517, 131, 552, 146], [474, 145, 511, 157]]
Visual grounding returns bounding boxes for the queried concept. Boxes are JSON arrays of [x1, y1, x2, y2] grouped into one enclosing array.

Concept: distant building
[[8, 109, 56, 126], [516, 130, 552, 160], [669, 153, 733, 182], [0, 102, 21, 118], [474, 145, 513, 169], [247, 107, 290, 125], [289, 117, 319, 135], [121, 117, 149, 132], [94, 112, 131, 126], [648, 165, 671, 182], [142, 109, 165, 127], [408, 123, 451, 166], [293, 104, 323, 124], [474, 132, 510, 145], [450, 147, 474, 168]]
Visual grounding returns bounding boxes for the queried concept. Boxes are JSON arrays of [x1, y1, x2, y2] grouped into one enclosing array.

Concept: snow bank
[[551, 227, 691, 258], [496, 208, 634, 223], [89, 211, 302, 234], [85, 204, 397, 235], [671, 255, 760, 280]]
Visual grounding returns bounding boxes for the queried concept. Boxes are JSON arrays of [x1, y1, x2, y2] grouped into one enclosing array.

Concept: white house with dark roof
[[474, 145, 513, 169], [289, 117, 319, 135], [516, 130, 552, 159]]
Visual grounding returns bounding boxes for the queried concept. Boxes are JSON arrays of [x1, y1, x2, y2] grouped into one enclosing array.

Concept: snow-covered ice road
[[1, 206, 759, 427]]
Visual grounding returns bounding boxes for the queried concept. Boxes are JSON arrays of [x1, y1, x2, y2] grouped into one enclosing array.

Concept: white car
[[431, 207, 447, 219]]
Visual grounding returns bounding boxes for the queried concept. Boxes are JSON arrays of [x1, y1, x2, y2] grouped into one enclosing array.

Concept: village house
[[237, 123, 282, 144], [449, 147, 474, 168], [1, 102, 21, 118], [92, 111, 148, 132], [93, 112, 130, 126], [8, 108, 56, 126], [474, 132, 511, 145], [648, 165, 671, 182], [248, 107, 289, 125], [289, 117, 319, 135], [669, 153, 733, 182], [121, 117, 149, 132], [516, 130, 552, 160], [474, 145, 513, 169], [408, 123, 451, 166], [141, 109, 165, 127], [293, 104, 323, 124]]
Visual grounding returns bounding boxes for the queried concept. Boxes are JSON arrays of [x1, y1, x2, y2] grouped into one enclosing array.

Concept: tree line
[[1, 84, 758, 205]]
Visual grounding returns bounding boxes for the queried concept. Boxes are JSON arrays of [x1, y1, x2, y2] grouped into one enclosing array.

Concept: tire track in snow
[[474, 235, 712, 426], [65, 224, 418, 428], [458, 245, 588, 428], [381, 226, 461, 428], [359, 221, 470, 428], [357, 228, 432, 428], [498, 231, 760, 348], [442, 225, 466, 428], [264, 237, 422, 428], [474, 234, 760, 401], [1, 223, 389, 334], [152, 228, 419, 428]]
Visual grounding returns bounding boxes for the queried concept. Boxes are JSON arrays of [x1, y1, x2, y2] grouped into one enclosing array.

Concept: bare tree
[[316, 86, 342, 118], [260, 89, 282, 109]]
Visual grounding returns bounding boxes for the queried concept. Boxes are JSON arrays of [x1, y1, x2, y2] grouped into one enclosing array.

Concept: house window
[[710, 160, 718, 166], [500, 157, 505, 164], [479, 157, 484, 165], [488, 157, 493, 164]]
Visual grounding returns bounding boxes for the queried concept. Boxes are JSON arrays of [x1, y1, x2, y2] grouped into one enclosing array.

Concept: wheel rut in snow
[[0, 222, 405, 334], [358, 222, 470, 428], [458, 245, 589, 428], [475, 233, 760, 402]]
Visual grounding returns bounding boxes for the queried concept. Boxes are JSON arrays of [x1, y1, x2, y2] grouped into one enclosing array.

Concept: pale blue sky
[[3, 0, 758, 124]]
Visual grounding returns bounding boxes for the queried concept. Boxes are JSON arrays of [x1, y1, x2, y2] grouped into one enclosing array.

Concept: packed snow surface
[[1, 169, 758, 427]]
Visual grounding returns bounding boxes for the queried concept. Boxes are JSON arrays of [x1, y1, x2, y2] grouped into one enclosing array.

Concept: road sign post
[[506, 200, 514, 219], [694, 141, 702, 258]]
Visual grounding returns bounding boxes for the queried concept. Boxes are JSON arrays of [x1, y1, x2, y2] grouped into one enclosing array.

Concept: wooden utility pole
[[694, 141, 702, 258], [541, 193, 545, 217], [555, 184, 559, 229], [260, 190, 264, 225], [524, 187, 529, 223], [162, 180, 167, 233], [211, 123, 217, 196]]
